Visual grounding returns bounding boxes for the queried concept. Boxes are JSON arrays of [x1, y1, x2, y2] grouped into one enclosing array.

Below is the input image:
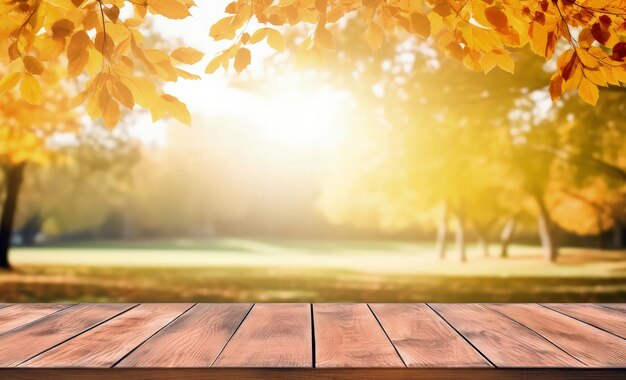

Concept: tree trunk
[[534, 194, 558, 262], [475, 225, 490, 258], [477, 236, 489, 257], [612, 223, 624, 249], [455, 205, 466, 263], [595, 209, 606, 249], [436, 202, 449, 260], [499, 216, 517, 259], [0, 163, 26, 269]]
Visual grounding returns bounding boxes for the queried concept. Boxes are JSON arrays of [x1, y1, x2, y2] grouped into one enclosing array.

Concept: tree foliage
[[2, 1, 626, 129], [0, 0, 201, 129]]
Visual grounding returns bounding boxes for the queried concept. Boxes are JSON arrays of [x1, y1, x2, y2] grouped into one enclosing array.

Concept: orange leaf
[[234, 47, 251, 73]]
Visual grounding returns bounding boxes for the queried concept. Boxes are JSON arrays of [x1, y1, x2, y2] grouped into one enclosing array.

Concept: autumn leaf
[[103, 5, 120, 23], [51, 19, 74, 38], [579, 77, 599, 106], [367, 22, 383, 51], [411, 12, 430, 38], [171, 47, 204, 64], [234, 48, 251, 73], [250, 29, 268, 44], [23, 56, 45, 76], [148, 0, 191, 19], [161, 94, 191, 125], [0, 72, 22, 93], [20, 74, 42, 105], [267, 29, 285, 51], [485, 7, 508, 29], [315, 25, 335, 49], [110, 81, 135, 109], [205, 54, 224, 74]]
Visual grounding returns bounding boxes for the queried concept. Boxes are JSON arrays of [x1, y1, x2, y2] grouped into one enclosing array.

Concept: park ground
[[0, 239, 625, 303]]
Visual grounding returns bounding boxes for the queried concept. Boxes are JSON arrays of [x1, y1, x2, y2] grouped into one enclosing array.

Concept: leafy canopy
[[2, 0, 626, 129]]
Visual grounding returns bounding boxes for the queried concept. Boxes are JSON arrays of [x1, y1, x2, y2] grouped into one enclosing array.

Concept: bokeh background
[[1, 1, 625, 303]]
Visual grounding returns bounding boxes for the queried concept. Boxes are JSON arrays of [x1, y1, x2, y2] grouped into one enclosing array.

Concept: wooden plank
[[0, 304, 71, 334], [598, 304, 626, 313], [117, 303, 251, 367], [430, 304, 583, 368], [23, 303, 192, 368], [213, 303, 311, 367], [1, 368, 625, 380], [370, 304, 490, 367], [313, 304, 404, 368], [489, 304, 626, 367], [0, 304, 134, 367], [542, 304, 626, 339]]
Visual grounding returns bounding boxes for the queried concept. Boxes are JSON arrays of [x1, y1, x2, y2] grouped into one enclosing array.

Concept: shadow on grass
[[1, 266, 625, 303]]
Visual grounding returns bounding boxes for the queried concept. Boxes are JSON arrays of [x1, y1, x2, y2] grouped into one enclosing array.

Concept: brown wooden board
[[117, 303, 252, 367], [0, 304, 134, 367], [1, 368, 625, 380], [598, 304, 626, 313], [0, 304, 71, 334], [22, 304, 192, 368], [542, 304, 626, 339], [213, 303, 312, 367], [370, 304, 490, 367], [430, 304, 584, 368], [488, 303, 626, 367], [313, 303, 404, 368]]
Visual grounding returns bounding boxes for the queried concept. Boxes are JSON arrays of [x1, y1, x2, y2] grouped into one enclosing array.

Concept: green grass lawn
[[1, 238, 625, 303]]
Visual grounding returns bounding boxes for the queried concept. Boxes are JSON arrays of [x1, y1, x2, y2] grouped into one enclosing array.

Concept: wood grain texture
[[598, 304, 626, 313], [370, 304, 490, 367], [117, 303, 251, 367], [0, 304, 134, 367], [489, 304, 626, 367], [213, 303, 312, 367], [1, 368, 625, 380], [542, 304, 626, 339], [0, 304, 71, 334], [430, 304, 583, 368], [314, 304, 404, 368], [23, 303, 192, 368]]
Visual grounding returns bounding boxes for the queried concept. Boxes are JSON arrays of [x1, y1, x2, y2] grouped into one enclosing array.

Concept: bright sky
[[131, 1, 351, 154]]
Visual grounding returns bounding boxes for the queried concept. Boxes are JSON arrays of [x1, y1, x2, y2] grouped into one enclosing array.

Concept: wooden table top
[[0, 303, 624, 379]]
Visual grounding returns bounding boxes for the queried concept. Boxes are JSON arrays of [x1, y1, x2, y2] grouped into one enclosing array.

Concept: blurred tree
[[0, 66, 79, 268]]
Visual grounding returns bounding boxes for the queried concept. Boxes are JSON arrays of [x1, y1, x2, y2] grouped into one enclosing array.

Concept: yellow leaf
[[210, 16, 235, 39], [99, 88, 121, 129], [68, 49, 89, 77], [575, 48, 600, 69], [267, 29, 285, 51], [171, 47, 204, 64], [0, 72, 22, 93], [234, 47, 251, 73], [161, 94, 191, 125], [148, 0, 191, 20], [315, 25, 334, 49], [366, 22, 383, 51], [68, 30, 91, 60], [205, 54, 223, 74], [249, 28, 267, 44], [20, 73, 42, 105], [110, 81, 135, 109], [578, 77, 599, 106], [23, 56, 45, 75]]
